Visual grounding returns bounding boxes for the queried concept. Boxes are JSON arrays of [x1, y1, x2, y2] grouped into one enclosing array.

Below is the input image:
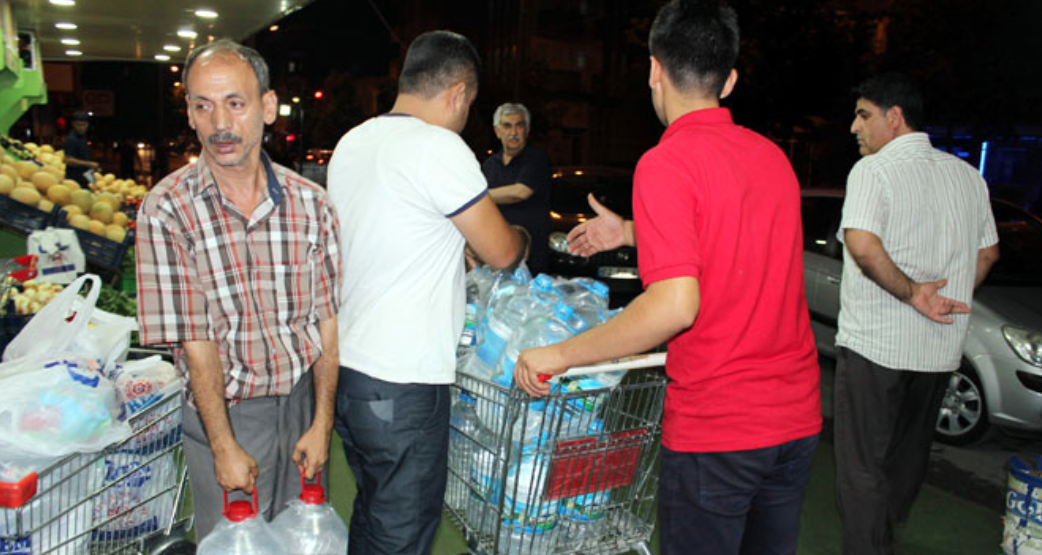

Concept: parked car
[[546, 167, 641, 307], [801, 189, 1042, 445]]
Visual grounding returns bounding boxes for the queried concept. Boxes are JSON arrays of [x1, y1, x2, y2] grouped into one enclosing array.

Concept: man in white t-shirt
[[326, 30, 526, 555]]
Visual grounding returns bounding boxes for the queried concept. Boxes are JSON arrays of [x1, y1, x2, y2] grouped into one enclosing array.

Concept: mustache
[[208, 132, 243, 145]]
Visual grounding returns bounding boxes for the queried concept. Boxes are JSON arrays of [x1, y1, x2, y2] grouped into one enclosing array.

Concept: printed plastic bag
[[0, 354, 132, 459], [2, 274, 137, 372], [26, 227, 85, 285], [1003, 455, 1042, 555]]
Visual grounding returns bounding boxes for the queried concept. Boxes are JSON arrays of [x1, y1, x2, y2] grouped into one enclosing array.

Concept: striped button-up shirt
[[136, 153, 341, 403], [836, 132, 998, 372]]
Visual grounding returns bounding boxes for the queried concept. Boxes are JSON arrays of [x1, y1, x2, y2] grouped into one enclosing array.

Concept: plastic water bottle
[[467, 423, 508, 537], [269, 472, 349, 555], [499, 452, 559, 555], [448, 390, 481, 508], [467, 282, 542, 380], [197, 490, 286, 555], [559, 489, 610, 550], [497, 302, 586, 387]]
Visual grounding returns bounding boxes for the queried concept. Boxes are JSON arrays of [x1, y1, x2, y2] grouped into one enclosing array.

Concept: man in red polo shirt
[[513, 1, 821, 553]]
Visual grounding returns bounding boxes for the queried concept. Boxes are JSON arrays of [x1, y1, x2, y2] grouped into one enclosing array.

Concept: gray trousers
[[182, 372, 325, 540], [833, 347, 949, 555]]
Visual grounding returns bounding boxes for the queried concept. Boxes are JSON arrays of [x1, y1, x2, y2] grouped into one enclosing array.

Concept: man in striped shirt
[[834, 72, 1000, 555], [136, 40, 341, 540]]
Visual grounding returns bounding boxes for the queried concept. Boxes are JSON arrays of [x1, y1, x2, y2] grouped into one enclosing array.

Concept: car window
[[551, 172, 633, 218], [801, 196, 843, 260], [986, 201, 1042, 286]]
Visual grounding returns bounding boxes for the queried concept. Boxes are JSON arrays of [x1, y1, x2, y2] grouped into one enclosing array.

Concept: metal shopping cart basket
[[446, 353, 667, 555], [0, 378, 194, 555]]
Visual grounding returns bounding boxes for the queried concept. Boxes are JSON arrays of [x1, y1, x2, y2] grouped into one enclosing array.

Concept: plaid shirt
[[136, 154, 340, 404]]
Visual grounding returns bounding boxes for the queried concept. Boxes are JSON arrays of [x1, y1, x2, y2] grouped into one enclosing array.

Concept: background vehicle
[[546, 167, 640, 307], [801, 189, 1042, 445]]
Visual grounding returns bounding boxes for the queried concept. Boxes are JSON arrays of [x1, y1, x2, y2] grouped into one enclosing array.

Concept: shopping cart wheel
[[148, 538, 196, 555]]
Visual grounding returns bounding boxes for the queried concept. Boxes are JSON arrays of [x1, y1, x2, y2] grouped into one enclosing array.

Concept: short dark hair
[[399, 31, 481, 98], [183, 39, 271, 96], [854, 72, 924, 131], [70, 111, 89, 122], [649, 0, 739, 97]]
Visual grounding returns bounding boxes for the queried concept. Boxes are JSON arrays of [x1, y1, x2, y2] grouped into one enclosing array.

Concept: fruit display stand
[[0, 191, 60, 235], [57, 221, 135, 285]]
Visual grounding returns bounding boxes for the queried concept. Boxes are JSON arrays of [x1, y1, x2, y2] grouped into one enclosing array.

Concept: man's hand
[[909, 279, 971, 324], [213, 443, 259, 493], [566, 194, 630, 257], [514, 344, 568, 398], [292, 424, 331, 480]]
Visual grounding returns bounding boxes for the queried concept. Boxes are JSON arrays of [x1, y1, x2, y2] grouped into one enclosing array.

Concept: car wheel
[[935, 361, 990, 446]]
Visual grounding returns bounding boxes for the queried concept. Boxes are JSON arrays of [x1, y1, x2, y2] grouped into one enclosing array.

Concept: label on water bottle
[[475, 327, 508, 367]]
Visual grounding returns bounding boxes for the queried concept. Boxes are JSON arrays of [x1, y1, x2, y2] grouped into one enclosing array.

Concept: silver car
[[801, 190, 1042, 445]]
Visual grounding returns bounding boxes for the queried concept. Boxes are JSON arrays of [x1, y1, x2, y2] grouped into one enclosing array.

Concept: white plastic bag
[[27, 227, 85, 284], [0, 354, 133, 459], [2, 274, 137, 372]]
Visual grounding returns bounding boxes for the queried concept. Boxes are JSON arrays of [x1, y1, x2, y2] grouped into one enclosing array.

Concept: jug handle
[[300, 468, 323, 488], [222, 489, 259, 518]]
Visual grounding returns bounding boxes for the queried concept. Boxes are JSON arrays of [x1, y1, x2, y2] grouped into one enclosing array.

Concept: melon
[[15, 161, 39, 180], [31, 172, 58, 193], [104, 224, 126, 243], [40, 144, 55, 154], [70, 189, 94, 213], [62, 179, 81, 191], [87, 220, 106, 236], [112, 212, 129, 227], [0, 164, 18, 182], [89, 201, 114, 225], [47, 184, 71, 206], [10, 187, 41, 207], [0, 174, 14, 195], [97, 192, 121, 210], [62, 205, 84, 220], [38, 199, 54, 213], [69, 214, 91, 230], [42, 166, 63, 179]]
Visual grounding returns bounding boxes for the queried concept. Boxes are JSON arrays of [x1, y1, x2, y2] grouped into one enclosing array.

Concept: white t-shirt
[[327, 114, 487, 384], [836, 132, 998, 372]]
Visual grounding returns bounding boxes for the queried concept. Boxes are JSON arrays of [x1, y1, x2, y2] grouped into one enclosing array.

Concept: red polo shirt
[[634, 108, 821, 452]]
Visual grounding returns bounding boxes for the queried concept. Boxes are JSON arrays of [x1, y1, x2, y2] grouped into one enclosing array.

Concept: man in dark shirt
[[63, 111, 99, 187], [481, 102, 551, 274]]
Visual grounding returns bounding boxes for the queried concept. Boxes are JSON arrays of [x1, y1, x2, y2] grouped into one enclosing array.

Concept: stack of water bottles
[[451, 265, 628, 553]]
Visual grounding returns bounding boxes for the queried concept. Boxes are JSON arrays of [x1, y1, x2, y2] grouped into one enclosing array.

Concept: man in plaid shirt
[[135, 40, 341, 540]]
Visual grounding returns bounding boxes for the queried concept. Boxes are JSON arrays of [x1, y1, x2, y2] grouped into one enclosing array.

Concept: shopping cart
[[0, 380, 194, 555], [446, 353, 667, 555]]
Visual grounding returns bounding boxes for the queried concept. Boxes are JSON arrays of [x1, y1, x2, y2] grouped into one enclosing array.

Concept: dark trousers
[[334, 366, 451, 555], [833, 347, 950, 555], [658, 435, 819, 555], [182, 372, 319, 540]]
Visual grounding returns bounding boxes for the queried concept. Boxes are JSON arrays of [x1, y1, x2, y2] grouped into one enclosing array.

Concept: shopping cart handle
[[537, 353, 667, 383]]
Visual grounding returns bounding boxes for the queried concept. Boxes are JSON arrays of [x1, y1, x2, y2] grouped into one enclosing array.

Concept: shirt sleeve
[[839, 159, 888, 242], [977, 179, 1000, 249], [633, 149, 702, 287], [419, 131, 488, 217], [311, 197, 342, 322], [135, 196, 212, 346]]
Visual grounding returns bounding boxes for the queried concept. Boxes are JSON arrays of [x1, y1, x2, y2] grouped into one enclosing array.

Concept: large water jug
[[496, 302, 586, 387], [467, 285, 542, 380], [269, 472, 349, 555], [197, 490, 286, 555], [499, 451, 559, 555], [448, 390, 481, 507]]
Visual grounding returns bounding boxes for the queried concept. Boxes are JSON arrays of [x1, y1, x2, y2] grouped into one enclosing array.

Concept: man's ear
[[886, 105, 905, 130], [649, 55, 663, 90], [262, 90, 278, 125], [720, 69, 738, 100]]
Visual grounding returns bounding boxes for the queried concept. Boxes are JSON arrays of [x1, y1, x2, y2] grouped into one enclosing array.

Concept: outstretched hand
[[909, 279, 971, 323], [566, 193, 627, 257]]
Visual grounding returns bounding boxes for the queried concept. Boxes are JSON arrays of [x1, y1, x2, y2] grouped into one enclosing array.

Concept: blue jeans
[[658, 435, 819, 555], [333, 366, 450, 555]]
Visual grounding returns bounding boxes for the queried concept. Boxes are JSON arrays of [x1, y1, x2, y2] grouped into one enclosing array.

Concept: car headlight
[[549, 232, 570, 254], [1003, 326, 1042, 367]]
